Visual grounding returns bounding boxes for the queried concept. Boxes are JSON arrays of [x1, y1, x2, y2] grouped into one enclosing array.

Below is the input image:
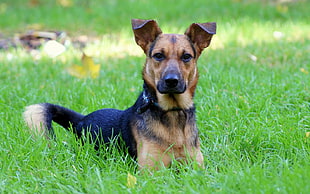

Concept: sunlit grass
[[0, 0, 309, 193]]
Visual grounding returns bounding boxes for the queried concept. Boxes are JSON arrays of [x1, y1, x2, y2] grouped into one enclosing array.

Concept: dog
[[23, 19, 216, 170]]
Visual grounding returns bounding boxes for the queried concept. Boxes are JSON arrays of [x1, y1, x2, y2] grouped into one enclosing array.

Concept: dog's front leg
[[137, 141, 171, 171], [193, 148, 204, 168]]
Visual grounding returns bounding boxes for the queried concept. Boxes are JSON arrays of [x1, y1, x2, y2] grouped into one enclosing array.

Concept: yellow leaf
[[67, 53, 100, 79], [0, 3, 7, 14], [306, 132, 310, 138], [300, 68, 309, 75], [57, 0, 73, 7], [126, 173, 137, 188], [26, 23, 44, 30], [276, 5, 288, 13]]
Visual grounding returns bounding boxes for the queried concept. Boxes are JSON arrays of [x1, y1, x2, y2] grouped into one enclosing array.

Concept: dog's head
[[132, 19, 216, 109]]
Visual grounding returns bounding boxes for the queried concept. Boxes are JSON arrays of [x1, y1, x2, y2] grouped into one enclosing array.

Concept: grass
[[1, 0, 310, 193]]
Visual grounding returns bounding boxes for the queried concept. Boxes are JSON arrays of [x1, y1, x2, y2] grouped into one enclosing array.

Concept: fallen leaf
[[0, 3, 7, 14], [29, 0, 40, 7], [43, 40, 66, 58], [67, 53, 100, 79], [306, 132, 310, 138], [57, 0, 73, 7], [276, 5, 288, 13], [248, 54, 257, 62], [126, 173, 137, 188], [19, 31, 65, 50], [300, 68, 309, 75], [26, 23, 44, 30]]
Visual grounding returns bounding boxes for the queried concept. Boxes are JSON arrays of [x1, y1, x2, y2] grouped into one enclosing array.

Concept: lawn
[[0, 0, 309, 193]]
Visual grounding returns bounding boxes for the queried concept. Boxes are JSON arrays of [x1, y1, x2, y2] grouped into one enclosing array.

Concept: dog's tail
[[23, 103, 84, 138]]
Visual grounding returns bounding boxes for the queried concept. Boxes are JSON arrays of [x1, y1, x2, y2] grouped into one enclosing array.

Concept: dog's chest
[[149, 110, 196, 147]]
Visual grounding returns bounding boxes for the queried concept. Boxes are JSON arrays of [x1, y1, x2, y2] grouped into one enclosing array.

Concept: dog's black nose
[[164, 74, 179, 88]]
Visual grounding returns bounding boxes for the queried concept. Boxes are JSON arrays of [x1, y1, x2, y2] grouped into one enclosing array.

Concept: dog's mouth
[[156, 74, 186, 94]]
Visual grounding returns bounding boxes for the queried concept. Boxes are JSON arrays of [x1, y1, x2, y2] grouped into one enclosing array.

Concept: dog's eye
[[181, 53, 193, 63], [152, 53, 165, 62]]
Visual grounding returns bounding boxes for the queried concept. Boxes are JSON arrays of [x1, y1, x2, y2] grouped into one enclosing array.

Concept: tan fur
[[156, 91, 193, 110], [23, 104, 48, 137], [132, 111, 204, 170], [21, 20, 214, 171], [131, 19, 216, 170], [136, 137, 204, 170], [143, 34, 199, 110]]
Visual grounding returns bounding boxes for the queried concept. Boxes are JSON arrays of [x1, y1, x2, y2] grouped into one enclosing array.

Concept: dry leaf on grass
[[67, 53, 100, 79], [43, 40, 66, 57], [126, 173, 137, 188]]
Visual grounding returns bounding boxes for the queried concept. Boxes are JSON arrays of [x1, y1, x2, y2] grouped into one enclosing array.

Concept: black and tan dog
[[23, 19, 216, 170]]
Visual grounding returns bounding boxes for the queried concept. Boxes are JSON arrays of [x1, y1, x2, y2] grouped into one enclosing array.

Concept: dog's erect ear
[[132, 19, 162, 53], [185, 22, 216, 55]]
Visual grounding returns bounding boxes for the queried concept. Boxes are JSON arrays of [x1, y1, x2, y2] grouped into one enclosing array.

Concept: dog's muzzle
[[157, 73, 186, 94]]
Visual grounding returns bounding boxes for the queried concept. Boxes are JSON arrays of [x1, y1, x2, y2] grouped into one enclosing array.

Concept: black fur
[[39, 83, 196, 158], [42, 97, 140, 157], [24, 20, 217, 169]]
